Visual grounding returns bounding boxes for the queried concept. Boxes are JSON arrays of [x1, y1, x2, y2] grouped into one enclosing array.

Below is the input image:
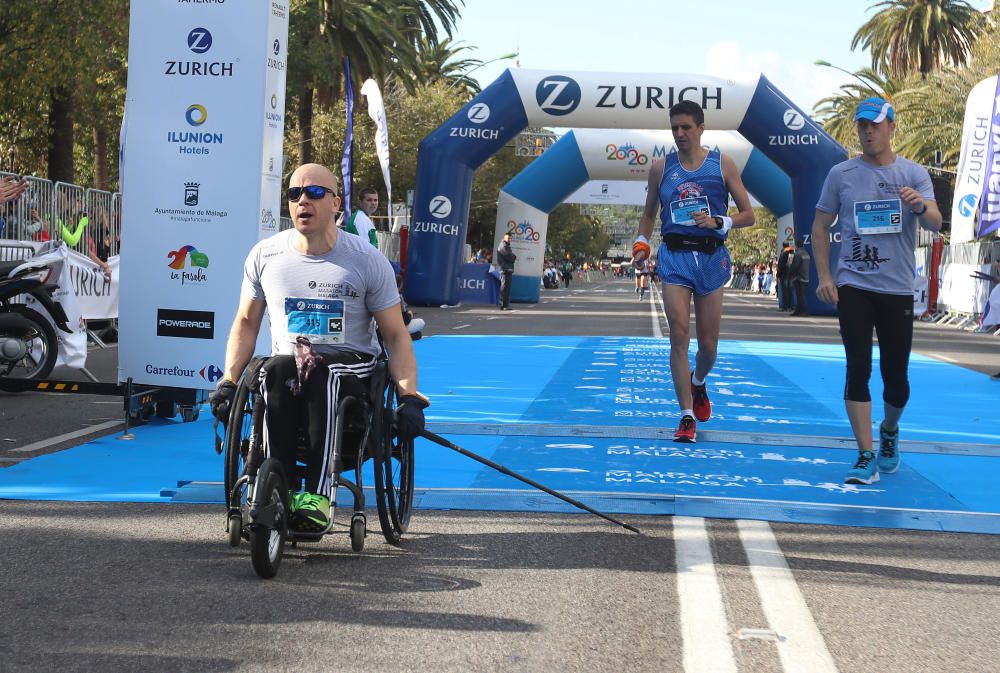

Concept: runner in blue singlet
[[631, 100, 755, 443]]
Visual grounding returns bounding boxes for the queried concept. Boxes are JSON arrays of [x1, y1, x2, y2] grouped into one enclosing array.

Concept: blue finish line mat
[[2, 336, 998, 534]]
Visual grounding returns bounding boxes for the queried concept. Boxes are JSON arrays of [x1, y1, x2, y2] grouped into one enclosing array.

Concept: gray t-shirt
[[816, 155, 934, 295], [242, 228, 400, 356]]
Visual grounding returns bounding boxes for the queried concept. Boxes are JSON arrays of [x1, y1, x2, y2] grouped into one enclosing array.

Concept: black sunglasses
[[287, 185, 337, 201]]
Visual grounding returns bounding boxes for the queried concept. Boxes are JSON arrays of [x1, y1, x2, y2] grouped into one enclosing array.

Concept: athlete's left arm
[[899, 186, 942, 232], [373, 303, 418, 398], [721, 154, 755, 228]]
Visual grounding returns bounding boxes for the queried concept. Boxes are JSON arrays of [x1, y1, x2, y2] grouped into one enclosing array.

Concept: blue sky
[[453, 0, 995, 114]]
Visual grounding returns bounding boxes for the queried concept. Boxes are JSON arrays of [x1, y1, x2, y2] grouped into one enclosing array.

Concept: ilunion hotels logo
[[168, 104, 223, 155]]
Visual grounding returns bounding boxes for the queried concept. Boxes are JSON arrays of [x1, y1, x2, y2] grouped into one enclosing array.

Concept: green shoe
[[294, 492, 331, 531], [288, 490, 305, 514]]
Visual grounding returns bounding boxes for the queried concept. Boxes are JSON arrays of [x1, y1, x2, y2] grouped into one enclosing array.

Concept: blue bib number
[[855, 199, 902, 235], [285, 297, 345, 345], [669, 196, 710, 226]]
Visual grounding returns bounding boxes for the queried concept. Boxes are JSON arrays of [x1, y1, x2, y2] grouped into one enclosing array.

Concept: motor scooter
[[0, 257, 72, 379]]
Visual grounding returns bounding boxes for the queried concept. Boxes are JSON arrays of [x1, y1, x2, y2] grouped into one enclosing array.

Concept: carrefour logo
[[429, 195, 452, 219], [535, 75, 581, 116], [783, 109, 805, 130], [506, 219, 541, 241], [187, 28, 212, 53], [467, 103, 490, 124], [185, 104, 208, 126], [959, 193, 978, 217]]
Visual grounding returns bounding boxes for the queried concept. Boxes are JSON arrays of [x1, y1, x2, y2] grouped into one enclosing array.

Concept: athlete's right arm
[[635, 160, 664, 260], [222, 294, 266, 384], [811, 210, 838, 305]]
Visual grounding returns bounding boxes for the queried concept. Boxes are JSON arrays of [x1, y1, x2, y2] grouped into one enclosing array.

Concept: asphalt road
[[1, 278, 998, 673]]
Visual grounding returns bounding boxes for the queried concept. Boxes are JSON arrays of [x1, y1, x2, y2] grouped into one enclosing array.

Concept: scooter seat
[[0, 260, 46, 279]]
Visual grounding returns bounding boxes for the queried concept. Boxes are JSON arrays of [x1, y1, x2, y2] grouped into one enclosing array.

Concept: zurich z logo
[[187, 28, 212, 54], [535, 76, 581, 116], [959, 193, 978, 218], [429, 196, 452, 219], [467, 103, 490, 124]]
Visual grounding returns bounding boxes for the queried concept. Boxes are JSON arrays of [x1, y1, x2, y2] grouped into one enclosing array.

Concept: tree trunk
[[298, 88, 314, 165], [47, 86, 75, 183], [94, 125, 109, 190]]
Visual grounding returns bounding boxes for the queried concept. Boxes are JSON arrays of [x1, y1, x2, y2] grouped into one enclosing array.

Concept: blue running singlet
[[659, 148, 729, 240]]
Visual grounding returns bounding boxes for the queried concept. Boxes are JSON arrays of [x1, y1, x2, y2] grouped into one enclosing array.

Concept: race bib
[[284, 297, 345, 345], [669, 196, 711, 226], [855, 198, 902, 235]]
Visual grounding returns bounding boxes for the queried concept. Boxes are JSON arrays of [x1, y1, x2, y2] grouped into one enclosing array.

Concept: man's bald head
[[289, 163, 339, 192]]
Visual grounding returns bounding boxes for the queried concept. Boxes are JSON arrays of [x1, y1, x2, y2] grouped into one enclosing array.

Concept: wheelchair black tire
[[223, 376, 253, 512], [373, 386, 414, 545], [249, 458, 288, 579]]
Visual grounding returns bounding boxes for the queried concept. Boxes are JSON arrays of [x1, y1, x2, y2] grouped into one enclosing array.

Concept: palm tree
[[851, 0, 988, 78], [813, 68, 908, 151], [288, 0, 462, 164], [411, 38, 484, 95]]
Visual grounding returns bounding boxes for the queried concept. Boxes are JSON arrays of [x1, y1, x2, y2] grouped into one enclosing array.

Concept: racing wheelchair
[[221, 350, 414, 579]]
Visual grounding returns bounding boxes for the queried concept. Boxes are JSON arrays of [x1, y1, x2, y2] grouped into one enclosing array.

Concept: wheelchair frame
[[222, 351, 414, 579]]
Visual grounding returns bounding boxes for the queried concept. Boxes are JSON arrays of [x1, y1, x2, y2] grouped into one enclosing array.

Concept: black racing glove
[[210, 380, 237, 423], [395, 394, 429, 441]]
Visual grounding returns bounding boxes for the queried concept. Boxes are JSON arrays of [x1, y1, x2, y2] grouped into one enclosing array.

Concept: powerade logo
[[200, 365, 223, 383], [536, 76, 581, 116], [959, 193, 978, 217], [165, 28, 235, 77], [429, 196, 452, 219], [168, 104, 222, 155], [506, 219, 541, 242], [156, 308, 215, 339]]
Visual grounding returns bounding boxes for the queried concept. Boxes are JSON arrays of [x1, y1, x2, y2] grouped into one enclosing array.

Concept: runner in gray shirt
[[811, 97, 942, 486], [208, 163, 428, 532]]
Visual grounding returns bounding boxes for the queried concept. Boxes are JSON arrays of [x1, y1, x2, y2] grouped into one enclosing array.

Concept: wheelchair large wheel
[[249, 458, 289, 579], [373, 386, 414, 545], [223, 377, 254, 513]]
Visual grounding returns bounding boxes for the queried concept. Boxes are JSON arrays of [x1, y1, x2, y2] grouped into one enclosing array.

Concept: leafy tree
[[851, 0, 988, 78], [546, 205, 609, 261], [727, 209, 778, 266], [409, 38, 483, 95]]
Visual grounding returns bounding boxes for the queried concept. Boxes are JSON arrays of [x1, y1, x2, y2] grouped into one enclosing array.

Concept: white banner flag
[[951, 75, 999, 243], [361, 78, 392, 209]]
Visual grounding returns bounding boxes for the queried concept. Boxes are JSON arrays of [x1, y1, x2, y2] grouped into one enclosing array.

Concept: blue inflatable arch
[[495, 129, 794, 302], [406, 69, 847, 314]]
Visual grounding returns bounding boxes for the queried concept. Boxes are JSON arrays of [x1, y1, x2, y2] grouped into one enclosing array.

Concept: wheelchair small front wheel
[[249, 458, 289, 579], [350, 513, 366, 552], [227, 513, 242, 547]]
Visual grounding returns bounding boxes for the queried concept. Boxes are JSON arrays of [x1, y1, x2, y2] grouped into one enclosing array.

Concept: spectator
[[0, 176, 28, 205], [560, 255, 574, 288], [777, 241, 795, 311], [789, 238, 811, 316], [341, 186, 379, 248], [496, 232, 516, 310]]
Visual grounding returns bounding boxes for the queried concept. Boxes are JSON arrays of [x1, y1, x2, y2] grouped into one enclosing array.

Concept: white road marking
[[737, 519, 840, 673], [453, 324, 471, 330], [673, 516, 738, 673], [11, 419, 123, 453], [651, 286, 664, 338]]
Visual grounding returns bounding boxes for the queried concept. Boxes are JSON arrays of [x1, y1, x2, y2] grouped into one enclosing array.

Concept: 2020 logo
[[506, 219, 540, 242], [605, 143, 649, 166]]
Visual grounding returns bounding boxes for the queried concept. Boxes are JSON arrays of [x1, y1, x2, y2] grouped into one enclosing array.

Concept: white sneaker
[[406, 317, 425, 334]]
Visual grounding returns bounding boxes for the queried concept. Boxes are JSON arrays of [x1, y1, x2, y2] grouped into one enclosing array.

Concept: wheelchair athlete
[[209, 163, 427, 533]]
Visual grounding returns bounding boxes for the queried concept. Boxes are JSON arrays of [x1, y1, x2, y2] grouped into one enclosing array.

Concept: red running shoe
[[691, 374, 712, 422], [673, 415, 697, 443]]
